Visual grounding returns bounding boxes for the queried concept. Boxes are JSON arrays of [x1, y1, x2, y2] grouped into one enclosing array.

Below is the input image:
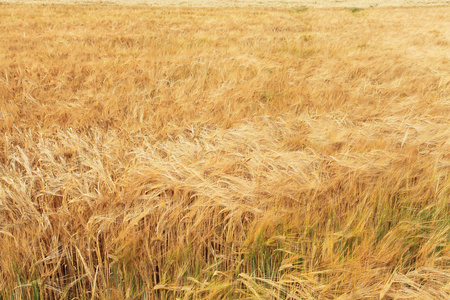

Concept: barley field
[[0, 4, 449, 299]]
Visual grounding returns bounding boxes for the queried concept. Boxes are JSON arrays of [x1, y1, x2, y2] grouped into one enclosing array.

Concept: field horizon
[[1, 0, 450, 7], [0, 4, 449, 299]]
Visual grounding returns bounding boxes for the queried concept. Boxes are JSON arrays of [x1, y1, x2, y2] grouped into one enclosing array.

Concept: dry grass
[[0, 4, 449, 299]]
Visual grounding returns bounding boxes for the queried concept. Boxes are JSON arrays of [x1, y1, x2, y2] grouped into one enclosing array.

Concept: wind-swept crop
[[0, 5, 449, 299]]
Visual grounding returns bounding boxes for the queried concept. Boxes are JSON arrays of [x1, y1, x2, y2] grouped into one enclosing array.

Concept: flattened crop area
[[0, 5, 449, 299]]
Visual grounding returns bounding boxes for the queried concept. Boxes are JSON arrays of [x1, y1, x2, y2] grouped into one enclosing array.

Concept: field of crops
[[0, 4, 449, 299]]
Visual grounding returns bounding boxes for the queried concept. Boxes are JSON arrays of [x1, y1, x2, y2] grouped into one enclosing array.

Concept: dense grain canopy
[[0, 5, 449, 299]]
